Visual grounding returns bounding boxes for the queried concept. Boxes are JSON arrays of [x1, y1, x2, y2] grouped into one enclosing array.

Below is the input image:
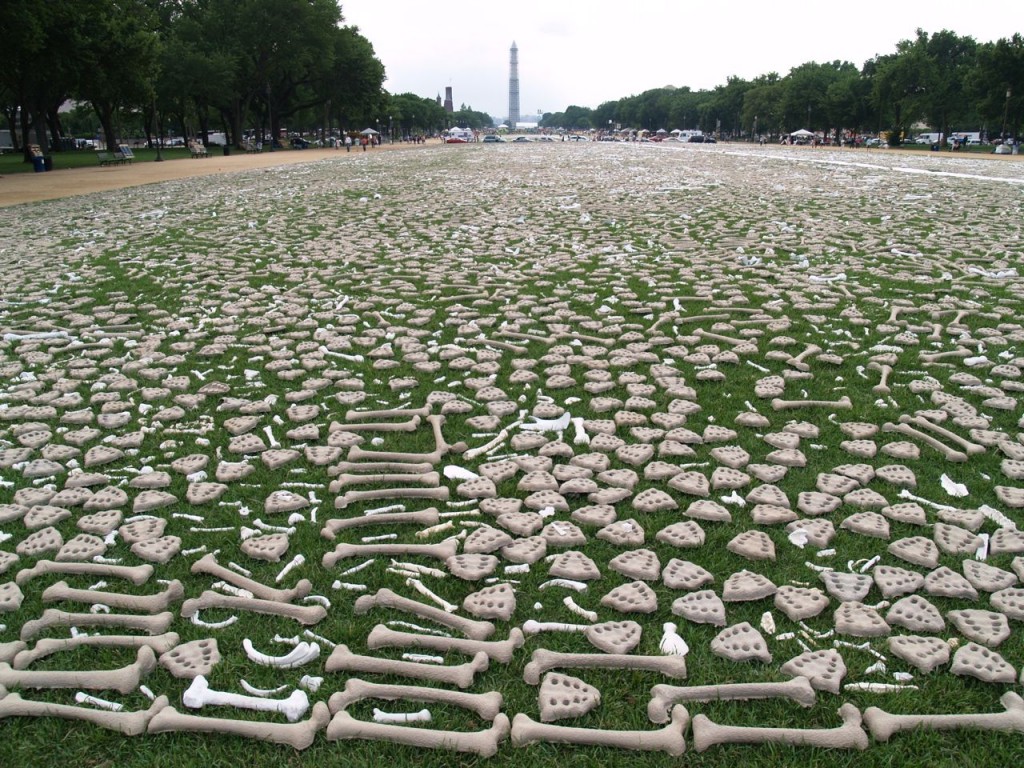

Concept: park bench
[[189, 141, 209, 158], [97, 151, 123, 166], [117, 145, 135, 164]]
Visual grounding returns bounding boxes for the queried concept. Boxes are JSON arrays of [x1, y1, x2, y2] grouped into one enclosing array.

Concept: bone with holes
[[691, 703, 869, 752], [13, 632, 179, 670], [523, 649, 687, 685], [147, 700, 330, 750], [366, 625, 525, 663], [335, 486, 451, 510], [771, 396, 852, 412], [183, 675, 310, 722], [0, 646, 157, 694], [15, 560, 153, 587], [0, 691, 168, 735], [323, 539, 458, 569], [20, 609, 174, 642], [190, 553, 312, 602], [647, 677, 816, 723], [180, 591, 326, 625], [511, 705, 689, 756], [354, 588, 495, 640], [327, 709, 510, 757], [327, 678, 504, 720], [882, 422, 968, 462], [325, 645, 489, 689], [863, 691, 1024, 742], [320, 508, 440, 540], [41, 580, 184, 614]]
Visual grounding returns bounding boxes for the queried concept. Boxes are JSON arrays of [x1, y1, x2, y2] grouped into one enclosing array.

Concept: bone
[[325, 645, 489, 689], [0, 692, 168, 735], [0, 646, 157, 694], [691, 703, 869, 752], [345, 405, 432, 421], [20, 609, 174, 642], [334, 416, 421, 432], [183, 675, 310, 722], [570, 417, 590, 446], [15, 560, 154, 587], [367, 625, 525, 663], [321, 508, 440, 540], [372, 707, 431, 723], [180, 591, 326, 625], [191, 552, 312, 602], [898, 415, 986, 455], [147, 700, 330, 750], [323, 539, 458, 569], [695, 327, 747, 346], [771, 396, 852, 412], [13, 632, 179, 670], [463, 429, 510, 460], [863, 691, 1024, 742], [354, 588, 495, 640], [335, 486, 450, 509], [786, 343, 822, 371], [242, 638, 320, 668], [919, 348, 971, 364], [328, 678, 504, 720], [511, 705, 689, 756], [523, 649, 687, 685], [41, 580, 184, 614], [328, 461, 435, 476], [405, 577, 456, 611], [327, 709, 510, 757], [868, 362, 893, 395], [347, 445, 445, 466], [647, 677, 816, 723], [882, 422, 968, 462], [329, 471, 440, 493]]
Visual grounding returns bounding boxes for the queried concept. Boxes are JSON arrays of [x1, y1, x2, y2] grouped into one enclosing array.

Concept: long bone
[[13, 632, 179, 670], [20, 609, 174, 642], [354, 588, 495, 640], [42, 580, 185, 614], [328, 678, 504, 720], [0, 691, 168, 735], [366, 625, 525, 663], [868, 362, 893, 395], [771, 396, 852, 412], [15, 560, 153, 587], [919, 348, 971, 364], [691, 703, 869, 752], [462, 336, 527, 355], [897, 414, 986, 455], [511, 705, 689, 756], [863, 691, 1024, 742], [0, 646, 157, 694], [694, 328, 746, 346], [882, 422, 968, 462], [321, 508, 440, 540], [523, 649, 687, 685], [325, 645, 489, 689], [183, 675, 310, 722], [786, 343, 823, 372], [328, 461, 435, 477], [464, 429, 512, 461], [323, 539, 458, 569], [347, 446, 445, 466], [329, 471, 440, 493], [647, 677, 815, 723], [326, 709, 510, 757], [335, 486, 450, 509], [180, 591, 326, 625], [191, 553, 311, 603], [333, 416, 421, 433], [345, 405, 432, 421], [147, 700, 330, 750]]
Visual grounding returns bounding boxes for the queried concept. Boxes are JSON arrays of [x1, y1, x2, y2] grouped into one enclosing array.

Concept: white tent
[[790, 129, 814, 138], [360, 128, 380, 136]]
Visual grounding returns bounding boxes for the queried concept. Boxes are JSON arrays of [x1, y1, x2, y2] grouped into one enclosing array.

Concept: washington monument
[[508, 42, 520, 128]]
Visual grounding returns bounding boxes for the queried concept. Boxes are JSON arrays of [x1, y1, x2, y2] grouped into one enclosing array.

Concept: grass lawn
[[0, 142, 1021, 767]]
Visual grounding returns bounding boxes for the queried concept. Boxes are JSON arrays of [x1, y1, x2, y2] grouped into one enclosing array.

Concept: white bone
[[562, 596, 597, 622], [190, 611, 237, 629], [182, 676, 310, 723], [538, 579, 587, 591], [75, 692, 124, 711], [276, 554, 305, 583], [242, 638, 320, 668], [239, 679, 290, 697], [659, 622, 689, 656], [522, 620, 587, 635], [372, 707, 432, 724], [406, 578, 457, 613]]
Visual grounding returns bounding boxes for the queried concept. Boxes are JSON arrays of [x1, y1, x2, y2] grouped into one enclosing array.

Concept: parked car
[[512, 136, 532, 143], [291, 137, 309, 149], [568, 135, 589, 142], [482, 135, 505, 143]]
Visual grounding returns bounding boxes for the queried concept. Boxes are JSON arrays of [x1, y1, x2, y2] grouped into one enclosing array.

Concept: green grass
[[0, 143, 1022, 767]]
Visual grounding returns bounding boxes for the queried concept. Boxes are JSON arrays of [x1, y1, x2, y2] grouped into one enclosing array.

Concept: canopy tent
[[656, 128, 668, 135], [670, 129, 683, 134], [360, 128, 380, 136], [790, 129, 814, 138]]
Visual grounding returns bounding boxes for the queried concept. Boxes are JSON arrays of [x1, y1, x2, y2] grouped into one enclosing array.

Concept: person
[[345, 134, 351, 152]]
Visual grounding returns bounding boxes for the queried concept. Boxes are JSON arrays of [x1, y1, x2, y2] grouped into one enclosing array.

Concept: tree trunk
[[45, 109, 63, 152], [19, 106, 34, 163], [94, 102, 117, 151]]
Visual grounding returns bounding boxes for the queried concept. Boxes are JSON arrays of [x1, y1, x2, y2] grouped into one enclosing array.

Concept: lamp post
[[1002, 87, 1012, 142], [389, 114, 393, 143], [152, 95, 163, 162], [753, 115, 758, 143], [376, 118, 380, 145], [266, 83, 274, 151]]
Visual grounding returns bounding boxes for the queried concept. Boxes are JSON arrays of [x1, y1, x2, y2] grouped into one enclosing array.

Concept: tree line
[[542, 30, 1023, 145], [0, 0, 388, 159]]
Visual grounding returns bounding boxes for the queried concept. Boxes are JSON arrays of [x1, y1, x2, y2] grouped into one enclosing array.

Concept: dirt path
[[0, 143, 429, 209]]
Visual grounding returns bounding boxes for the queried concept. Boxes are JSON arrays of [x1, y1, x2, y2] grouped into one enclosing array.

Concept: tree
[[969, 34, 1024, 140]]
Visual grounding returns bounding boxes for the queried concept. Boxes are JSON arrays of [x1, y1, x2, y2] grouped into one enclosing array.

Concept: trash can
[[32, 156, 45, 172], [43, 156, 53, 171], [223, 145, 231, 156]]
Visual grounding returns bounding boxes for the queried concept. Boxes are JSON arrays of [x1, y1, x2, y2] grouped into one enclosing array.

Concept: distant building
[[508, 42, 520, 129], [443, 87, 454, 114]]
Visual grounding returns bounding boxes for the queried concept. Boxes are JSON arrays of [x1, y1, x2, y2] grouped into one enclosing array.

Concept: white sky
[[342, 0, 1015, 119]]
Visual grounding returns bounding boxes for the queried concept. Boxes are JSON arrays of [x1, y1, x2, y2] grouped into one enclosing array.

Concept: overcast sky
[[343, 1, 1013, 119]]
